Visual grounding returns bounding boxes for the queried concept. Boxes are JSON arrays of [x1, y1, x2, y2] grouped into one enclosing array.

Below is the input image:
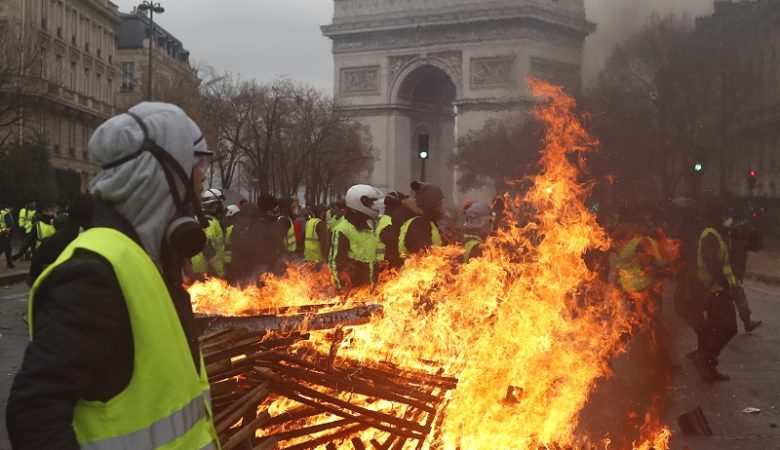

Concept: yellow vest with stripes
[[191, 218, 226, 277], [398, 217, 442, 257], [29, 228, 219, 450], [328, 219, 378, 287], [279, 216, 297, 252], [35, 222, 56, 248], [697, 227, 737, 293], [375, 215, 393, 260], [304, 218, 324, 262], [616, 237, 663, 292]]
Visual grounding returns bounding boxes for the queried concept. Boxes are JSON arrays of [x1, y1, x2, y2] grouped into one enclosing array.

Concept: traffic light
[[418, 134, 429, 160], [747, 168, 758, 191]]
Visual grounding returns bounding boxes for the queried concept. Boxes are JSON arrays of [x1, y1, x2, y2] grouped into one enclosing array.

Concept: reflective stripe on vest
[[35, 222, 56, 248], [328, 219, 377, 287], [697, 227, 737, 293], [398, 217, 442, 257], [463, 234, 483, 263], [0, 210, 11, 233], [191, 218, 225, 277], [304, 218, 324, 262], [616, 237, 663, 292], [375, 215, 392, 260], [279, 216, 296, 252], [29, 228, 220, 450]]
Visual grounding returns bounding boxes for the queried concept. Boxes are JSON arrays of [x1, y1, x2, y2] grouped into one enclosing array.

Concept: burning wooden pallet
[[201, 307, 457, 450]]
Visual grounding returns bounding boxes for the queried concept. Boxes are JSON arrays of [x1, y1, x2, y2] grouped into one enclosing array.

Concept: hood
[[89, 102, 207, 262]]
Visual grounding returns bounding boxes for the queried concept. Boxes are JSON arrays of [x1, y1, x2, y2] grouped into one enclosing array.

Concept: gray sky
[[113, 0, 715, 94]]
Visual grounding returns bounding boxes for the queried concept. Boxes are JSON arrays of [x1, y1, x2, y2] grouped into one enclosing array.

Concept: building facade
[[0, 1, 196, 194], [322, 0, 593, 204], [116, 10, 196, 108], [697, 0, 780, 200], [1, 0, 121, 191]]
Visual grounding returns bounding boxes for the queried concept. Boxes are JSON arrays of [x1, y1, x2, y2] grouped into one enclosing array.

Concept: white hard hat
[[345, 184, 384, 219], [201, 188, 225, 206], [225, 204, 240, 217]]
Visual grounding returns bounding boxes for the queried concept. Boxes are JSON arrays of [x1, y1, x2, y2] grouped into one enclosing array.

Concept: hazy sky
[[112, 0, 716, 93]]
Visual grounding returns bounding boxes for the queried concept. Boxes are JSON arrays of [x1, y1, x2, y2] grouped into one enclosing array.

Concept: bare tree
[[0, 22, 45, 159]]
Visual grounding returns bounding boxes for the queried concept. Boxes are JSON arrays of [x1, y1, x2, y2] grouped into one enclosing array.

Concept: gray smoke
[[584, 0, 715, 86]]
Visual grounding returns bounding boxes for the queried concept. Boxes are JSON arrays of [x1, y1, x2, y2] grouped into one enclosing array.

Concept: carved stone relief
[[340, 66, 380, 96], [529, 56, 580, 93], [470, 56, 515, 89], [389, 54, 418, 83]]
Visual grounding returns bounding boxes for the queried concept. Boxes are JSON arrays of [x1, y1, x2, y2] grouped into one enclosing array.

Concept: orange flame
[[191, 79, 673, 449]]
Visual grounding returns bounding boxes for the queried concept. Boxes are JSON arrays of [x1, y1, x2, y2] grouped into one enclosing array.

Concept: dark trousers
[[732, 283, 752, 323], [0, 238, 12, 266], [700, 290, 738, 365], [14, 232, 35, 259]]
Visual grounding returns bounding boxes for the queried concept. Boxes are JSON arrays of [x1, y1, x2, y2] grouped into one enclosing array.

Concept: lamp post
[[137, 1, 164, 101]]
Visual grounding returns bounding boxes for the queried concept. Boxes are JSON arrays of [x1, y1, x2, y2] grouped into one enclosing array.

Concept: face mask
[[101, 112, 207, 258]]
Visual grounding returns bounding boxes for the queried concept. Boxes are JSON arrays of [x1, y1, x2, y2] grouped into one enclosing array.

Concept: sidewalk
[[0, 261, 30, 287], [745, 251, 780, 284]]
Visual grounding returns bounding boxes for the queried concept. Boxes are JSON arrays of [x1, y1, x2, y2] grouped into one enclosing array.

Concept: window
[[121, 62, 134, 91], [40, 0, 48, 29], [70, 62, 76, 90], [68, 121, 75, 157], [40, 47, 47, 77], [83, 67, 89, 93], [55, 54, 62, 81], [95, 73, 101, 100], [107, 78, 113, 103], [71, 10, 77, 44]]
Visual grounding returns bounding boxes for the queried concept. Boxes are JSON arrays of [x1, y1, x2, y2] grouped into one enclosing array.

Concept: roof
[[117, 11, 190, 60]]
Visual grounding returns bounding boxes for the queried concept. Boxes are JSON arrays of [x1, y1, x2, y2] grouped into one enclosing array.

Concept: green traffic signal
[[694, 162, 703, 172]]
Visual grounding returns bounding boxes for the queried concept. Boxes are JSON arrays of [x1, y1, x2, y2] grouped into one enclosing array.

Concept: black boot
[[745, 320, 762, 333]]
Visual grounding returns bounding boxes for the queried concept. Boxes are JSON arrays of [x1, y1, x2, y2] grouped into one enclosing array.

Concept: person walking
[[329, 184, 384, 290], [14, 201, 37, 261], [6, 102, 220, 449], [724, 215, 762, 332], [688, 205, 740, 382], [0, 204, 14, 269]]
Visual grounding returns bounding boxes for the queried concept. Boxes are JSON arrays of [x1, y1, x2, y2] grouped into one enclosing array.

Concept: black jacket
[[6, 200, 201, 450]]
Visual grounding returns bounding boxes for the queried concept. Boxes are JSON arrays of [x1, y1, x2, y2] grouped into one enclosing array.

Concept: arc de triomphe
[[322, 0, 594, 204]]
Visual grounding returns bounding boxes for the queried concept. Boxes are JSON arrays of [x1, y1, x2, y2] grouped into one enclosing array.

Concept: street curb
[[0, 272, 28, 287], [746, 271, 780, 285]]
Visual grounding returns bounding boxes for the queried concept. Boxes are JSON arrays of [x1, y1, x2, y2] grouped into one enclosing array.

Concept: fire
[[191, 79, 673, 449]]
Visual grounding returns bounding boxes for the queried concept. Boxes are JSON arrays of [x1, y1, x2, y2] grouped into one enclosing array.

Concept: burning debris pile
[[202, 320, 456, 450], [191, 80, 673, 450]]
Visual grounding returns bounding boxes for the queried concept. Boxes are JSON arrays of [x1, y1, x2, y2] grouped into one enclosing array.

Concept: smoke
[[584, 0, 715, 86]]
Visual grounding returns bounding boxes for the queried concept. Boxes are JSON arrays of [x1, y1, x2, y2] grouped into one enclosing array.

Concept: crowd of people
[[0, 101, 768, 448], [608, 200, 764, 383]]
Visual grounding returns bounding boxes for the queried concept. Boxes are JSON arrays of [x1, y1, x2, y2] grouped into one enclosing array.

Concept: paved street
[[0, 276, 777, 449], [0, 282, 29, 450]]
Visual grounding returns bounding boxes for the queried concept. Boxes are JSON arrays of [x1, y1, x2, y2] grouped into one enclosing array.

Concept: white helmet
[[201, 188, 225, 206], [225, 204, 240, 217], [345, 184, 384, 219]]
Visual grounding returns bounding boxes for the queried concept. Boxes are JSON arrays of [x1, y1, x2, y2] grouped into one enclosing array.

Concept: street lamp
[[137, 1, 164, 101]]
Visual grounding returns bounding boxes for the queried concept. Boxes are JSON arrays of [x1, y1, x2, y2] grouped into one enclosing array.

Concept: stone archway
[[393, 64, 458, 200], [323, 0, 594, 204]]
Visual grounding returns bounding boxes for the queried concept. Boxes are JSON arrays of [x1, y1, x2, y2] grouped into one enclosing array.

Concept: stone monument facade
[[322, 0, 594, 203]]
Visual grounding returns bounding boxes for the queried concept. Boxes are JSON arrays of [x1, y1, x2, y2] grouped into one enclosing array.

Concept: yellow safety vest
[[616, 237, 664, 292], [398, 217, 442, 257], [278, 216, 297, 252], [304, 218, 324, 262], [35, 222, 56, 248], [375, 215, 393, 260], [191, 218, 225, 277], [29, 228, 219, 450], [19, 208, 36, 234], [697, 227, 737, 293], [0, 209, 11, 234], [223, 225, 233, 265], [328, 219, 378, 288], [463, 234, 483, 263]]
